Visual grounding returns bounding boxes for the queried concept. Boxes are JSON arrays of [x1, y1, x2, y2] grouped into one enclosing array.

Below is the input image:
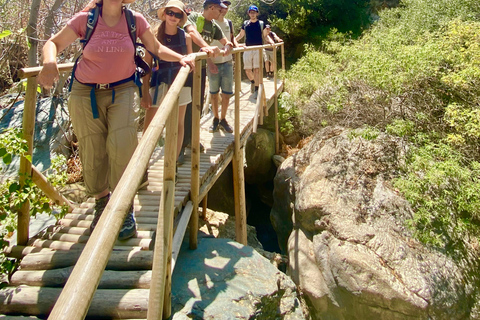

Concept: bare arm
[[263, 28, 274, 46], [140, 28, 194, 69], [219, 37, 233, 55], [185, 24, 220, 56], [38, 25, 79, 89], [235, 29, 245, 43]]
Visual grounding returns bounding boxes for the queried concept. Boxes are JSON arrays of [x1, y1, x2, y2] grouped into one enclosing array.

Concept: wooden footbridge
[[0, 43, 284, 319]]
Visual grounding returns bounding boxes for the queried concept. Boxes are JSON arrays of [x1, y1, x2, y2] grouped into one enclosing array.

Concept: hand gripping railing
[[15, 41, 284, 320]]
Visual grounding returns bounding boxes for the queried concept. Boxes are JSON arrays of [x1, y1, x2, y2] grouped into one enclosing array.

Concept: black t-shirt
[[242, 20, 263, 46]]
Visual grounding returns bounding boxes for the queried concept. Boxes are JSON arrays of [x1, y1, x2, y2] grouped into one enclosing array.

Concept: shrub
[[394, 142, 480, 258], [0, 128, 68, 284]]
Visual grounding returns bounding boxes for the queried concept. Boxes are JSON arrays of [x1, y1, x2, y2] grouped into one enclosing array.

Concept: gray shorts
[[207, 61, 233, 95]]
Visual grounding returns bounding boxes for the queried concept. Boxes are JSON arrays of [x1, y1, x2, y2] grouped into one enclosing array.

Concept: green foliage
[[0, 128, 68, 283], [0, 128, 30, 165], [394, 142, 480, 256], [280, 0, 480, 258], [278, 92, 301, 135], [0, 30, 11, 39], [386, 119, 415, 137]]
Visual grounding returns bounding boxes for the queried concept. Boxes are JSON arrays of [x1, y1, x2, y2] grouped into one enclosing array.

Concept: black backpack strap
[[228, 19, 234, 43], [69, 6, 100, 93], [178, 27, 187, 55], [124, 7, 137, 45], [124, 8, 147, 98], [82, 6, 100, 48]]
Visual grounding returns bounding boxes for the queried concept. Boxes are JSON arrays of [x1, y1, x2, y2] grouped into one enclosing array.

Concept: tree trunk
[[27, 0, 41, 67], [44, 0, 65, 40]]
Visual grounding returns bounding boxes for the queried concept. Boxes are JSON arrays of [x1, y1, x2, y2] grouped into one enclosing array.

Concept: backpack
[[68, 4, 150, 118], [243, 20, 264, 31]]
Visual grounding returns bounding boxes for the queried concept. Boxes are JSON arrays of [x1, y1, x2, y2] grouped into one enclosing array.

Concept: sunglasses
[[165, 9, 183, 19]]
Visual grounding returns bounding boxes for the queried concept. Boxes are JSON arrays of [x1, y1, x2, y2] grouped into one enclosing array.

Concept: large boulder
[[172, 237, 306, 320], [244, 128, 276, 185], [271, 126, 478, 319]]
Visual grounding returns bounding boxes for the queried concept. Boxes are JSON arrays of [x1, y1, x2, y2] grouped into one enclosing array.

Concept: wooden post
[[17, 77, 37, 245], [281, 43, 285, 73], [273, 45, 280, 154], [201, 194, 208, 219], [252, 85, 263, 133], [161, 98, 178, 319], [189, 60, 202, 250], [147, 97, 178, 320], [233, 52, 247, 245], [47, 66, 191, 320]]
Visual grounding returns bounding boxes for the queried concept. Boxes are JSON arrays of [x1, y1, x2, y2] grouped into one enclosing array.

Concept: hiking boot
[[90, 193, 110, 233], [251, 90, 258, 100], [250, 81, 255, 93], [177, 148, 185, 166], [209, 118, 220, 133], [219, 118, 233, 133], [138, 171, 148, 190], [118, 205, 136, 240]]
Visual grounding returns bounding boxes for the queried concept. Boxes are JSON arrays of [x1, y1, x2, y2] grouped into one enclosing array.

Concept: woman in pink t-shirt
[[38, 0, 194, 241]]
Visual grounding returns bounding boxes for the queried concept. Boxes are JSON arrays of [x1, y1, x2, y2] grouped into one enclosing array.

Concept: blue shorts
[[207, 61, 233, 95]]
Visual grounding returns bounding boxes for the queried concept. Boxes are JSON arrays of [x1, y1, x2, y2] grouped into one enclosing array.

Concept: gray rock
[[205, 163, 236, 216], [172, 237, 305, 320], [272, 127, 477, 319], [0, 97, 72, 182], [245, 128, 276, 185]]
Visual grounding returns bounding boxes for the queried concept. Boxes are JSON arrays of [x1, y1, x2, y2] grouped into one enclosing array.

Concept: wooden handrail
[[47, 65, 192, 320], [15, 42, 285, 320]]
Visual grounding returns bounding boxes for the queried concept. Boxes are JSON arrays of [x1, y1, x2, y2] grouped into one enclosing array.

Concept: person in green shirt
[[178, 0, 233, 162]]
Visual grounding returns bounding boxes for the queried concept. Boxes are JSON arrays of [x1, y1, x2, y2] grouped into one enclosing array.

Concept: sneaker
[[138, 171, 148, 190], [177, 148, 185, 166], [90, 194, 110, 232], [118, 205, 136, 240], [209, 118, 220, 133], [219, 118, 233, 133], [250, 81, 255, 93]]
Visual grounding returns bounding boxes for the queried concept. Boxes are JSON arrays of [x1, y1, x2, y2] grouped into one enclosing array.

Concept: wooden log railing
[[15, 41, 284, 320]]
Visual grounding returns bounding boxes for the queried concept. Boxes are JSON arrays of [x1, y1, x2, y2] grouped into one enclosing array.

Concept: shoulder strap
[[82, 6, 100, 48], [124, 8, 137, 46], [196, 14, 205, 34], [228, 19, 234, 43], [178, 27, 187, 55]]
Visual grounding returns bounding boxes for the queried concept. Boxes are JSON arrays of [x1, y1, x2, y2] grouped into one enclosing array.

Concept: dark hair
[[155, 22, 167, 45]]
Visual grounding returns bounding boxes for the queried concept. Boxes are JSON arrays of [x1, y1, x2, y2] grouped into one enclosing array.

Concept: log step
[[0, 286, 148, 319], [19, 249, 153, 270], [10, 268, 152, 289]]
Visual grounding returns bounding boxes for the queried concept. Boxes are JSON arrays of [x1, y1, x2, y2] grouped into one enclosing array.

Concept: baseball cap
[[265, 24, 271, 28], [204, 0, 228, 8], [222, 0, 232, 5], [248, 5, 259, 12]]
